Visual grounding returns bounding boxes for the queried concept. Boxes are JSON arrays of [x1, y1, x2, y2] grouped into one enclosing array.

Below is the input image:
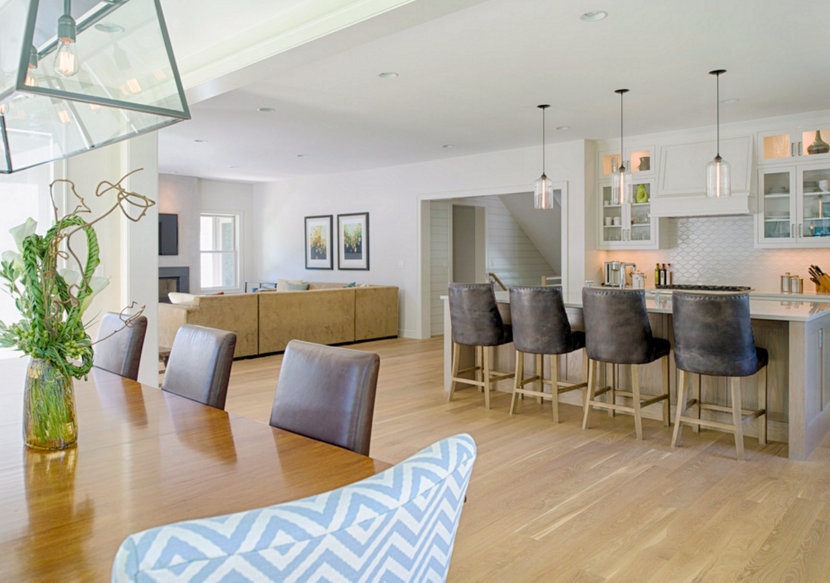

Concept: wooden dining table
[[0, 358, 389, 582]]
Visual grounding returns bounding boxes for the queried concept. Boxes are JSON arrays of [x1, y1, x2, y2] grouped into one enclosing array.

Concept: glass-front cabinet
[[760, 127, 830, 163], [599, 180, 658, 249], [757, 163, 830, 248], [600, 146, 654, 177]]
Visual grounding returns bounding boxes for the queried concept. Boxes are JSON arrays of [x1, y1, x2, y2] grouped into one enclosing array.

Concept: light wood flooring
[[225, 336, 830, 583]]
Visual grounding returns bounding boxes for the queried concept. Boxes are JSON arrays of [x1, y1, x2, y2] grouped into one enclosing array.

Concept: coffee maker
[[604, 261, 637, 288]]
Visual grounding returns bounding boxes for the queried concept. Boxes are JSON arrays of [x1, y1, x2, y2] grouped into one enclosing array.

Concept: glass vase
[[23, 358, 77, 450]]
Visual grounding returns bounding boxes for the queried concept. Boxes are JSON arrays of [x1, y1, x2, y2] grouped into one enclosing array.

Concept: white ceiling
[[156, 0, 830, 183]]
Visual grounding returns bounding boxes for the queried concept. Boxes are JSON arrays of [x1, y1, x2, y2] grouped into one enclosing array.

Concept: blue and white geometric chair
[[112, 434, 477, 582]]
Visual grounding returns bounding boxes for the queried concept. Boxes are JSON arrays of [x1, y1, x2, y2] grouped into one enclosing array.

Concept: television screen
[[159, 213, 178, 256]]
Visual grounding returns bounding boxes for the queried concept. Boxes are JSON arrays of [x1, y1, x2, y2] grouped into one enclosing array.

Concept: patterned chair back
[[112, 434, 477, 582]]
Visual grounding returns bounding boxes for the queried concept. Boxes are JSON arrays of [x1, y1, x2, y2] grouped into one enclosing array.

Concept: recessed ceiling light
[[721, 98, 740, 104], [556, 125, 570, 131], [580, 10, 607, 21], [378, 72, 399, 79], [193, 139, 207, 143], [94, 22, 125, 33], [442, 144, 455, 149], [296, 154, 305, 158], [257, 107, 275, 112]]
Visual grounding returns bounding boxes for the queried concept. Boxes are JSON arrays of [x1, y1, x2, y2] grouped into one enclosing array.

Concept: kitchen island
[[442, 291, 830, 460]]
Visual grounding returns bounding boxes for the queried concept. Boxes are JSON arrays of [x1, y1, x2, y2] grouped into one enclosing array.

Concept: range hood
[[650, 136, 753, 217]]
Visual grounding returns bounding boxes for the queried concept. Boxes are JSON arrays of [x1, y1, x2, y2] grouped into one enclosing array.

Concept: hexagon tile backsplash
[[603, 216, 825, 292]]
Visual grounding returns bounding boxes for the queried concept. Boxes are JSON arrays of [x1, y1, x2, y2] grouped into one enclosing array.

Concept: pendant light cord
[[716, 72, 721, 158], [541, 107, 546, 175], [614, 89, 628, 171], [64, 0, 71, 16]]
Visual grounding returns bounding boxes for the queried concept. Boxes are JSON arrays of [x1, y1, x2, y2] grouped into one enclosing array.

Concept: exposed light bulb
[[55, 38, 79, 77], [55, 8, 79, 78], [24, 45, 38, 87]]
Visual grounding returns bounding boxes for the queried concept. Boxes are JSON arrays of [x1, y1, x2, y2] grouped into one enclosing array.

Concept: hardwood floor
[[225, 336, 830, 582]]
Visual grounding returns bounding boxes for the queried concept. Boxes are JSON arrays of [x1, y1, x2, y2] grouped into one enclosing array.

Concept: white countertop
[[484, 289, 830, 323]]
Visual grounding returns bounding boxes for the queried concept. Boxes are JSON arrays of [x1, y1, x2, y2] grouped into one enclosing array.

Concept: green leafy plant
[[0, 170, 154, 380]]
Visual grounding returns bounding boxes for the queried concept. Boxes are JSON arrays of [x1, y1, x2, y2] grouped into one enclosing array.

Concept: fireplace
[[159, 267, 190, 303]]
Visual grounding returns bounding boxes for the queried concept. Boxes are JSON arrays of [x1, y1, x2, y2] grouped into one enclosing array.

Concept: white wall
[[251, 139, 589, 338], [158, 175, 255, 294]]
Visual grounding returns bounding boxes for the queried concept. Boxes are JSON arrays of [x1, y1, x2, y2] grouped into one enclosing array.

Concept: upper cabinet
[[652, 136, 753, 217], [759, 127, 830, 164], [600, 146, 655, 177], [598, 180, 659, 250], [756, 162, 830, 248]]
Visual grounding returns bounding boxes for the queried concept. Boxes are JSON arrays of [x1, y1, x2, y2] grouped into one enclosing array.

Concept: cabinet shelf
[[764, 193, 790, 198], [803, 191, 830, 197]]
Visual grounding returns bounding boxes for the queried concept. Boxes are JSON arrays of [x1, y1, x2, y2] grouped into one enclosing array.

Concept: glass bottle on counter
[[655, 263, 660, 286], [667, 263, 673, 285]]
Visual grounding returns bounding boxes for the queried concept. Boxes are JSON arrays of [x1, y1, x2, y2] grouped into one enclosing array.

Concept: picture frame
[[304, 215, 333, 270], [337, 212, 369, 270]]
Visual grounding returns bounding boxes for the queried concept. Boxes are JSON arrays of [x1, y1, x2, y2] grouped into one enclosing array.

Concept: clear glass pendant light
[[611, 89, 631, 205], [706, 69, 731, 198], [534, 104, 554, 209]]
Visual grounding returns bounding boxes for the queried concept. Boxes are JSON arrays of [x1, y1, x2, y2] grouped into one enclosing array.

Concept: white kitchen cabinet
[[756, 162, 830, 248], [652, 136, 752, 217], [759, 127, 830, 164], [598, 180, 659, 249], [599, 145, 655, 178]]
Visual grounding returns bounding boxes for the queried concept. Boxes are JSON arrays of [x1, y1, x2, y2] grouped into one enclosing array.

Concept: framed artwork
[[337, 212, 369, 270], [304, 215, 333, 269]]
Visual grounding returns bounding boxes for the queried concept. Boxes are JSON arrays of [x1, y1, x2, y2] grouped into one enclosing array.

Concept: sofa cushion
[[307, 281, 348, 290]]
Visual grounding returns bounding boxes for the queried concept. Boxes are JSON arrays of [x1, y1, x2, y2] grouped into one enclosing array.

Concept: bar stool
[[581, 288, 670, 439], [448, 283, 513, 410], [508, 286, 587, 422], [670, 292, 767, 460]]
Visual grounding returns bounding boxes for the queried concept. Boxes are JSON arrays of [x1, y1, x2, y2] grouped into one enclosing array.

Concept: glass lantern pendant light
[[706, 69, 731, 198], [534, 104, 554, 209], [0, 0, 190, 174], [611, 89, 631, 205]]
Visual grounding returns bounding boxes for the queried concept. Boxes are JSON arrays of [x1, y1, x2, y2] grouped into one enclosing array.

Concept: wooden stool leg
[[662, 355, 670, 426], [476, 346, 483, 390], [536, 353, 544, 404], [449, 342, 461, 402], [510, 350, 523, 415], [483, 347, 491, 410], [631, 364, 643, 440], [730, 377, 744, 461], [758, 366, 767, 446], [692, 373, 701, 433], [672, 369, 689, 448], [551, 354, 560, 423], [608, 362, 616, 418], [582, 359, 596, 430]]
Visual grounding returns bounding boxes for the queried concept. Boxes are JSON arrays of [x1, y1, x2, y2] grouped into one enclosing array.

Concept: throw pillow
[[284, 281, 310, 291], [277, 279, 306, 292], [168, 292, 196, 304], [343, 282, 356, 288]]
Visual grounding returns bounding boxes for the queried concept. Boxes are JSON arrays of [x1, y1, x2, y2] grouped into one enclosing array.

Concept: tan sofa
[[158, 284, 398, 358]]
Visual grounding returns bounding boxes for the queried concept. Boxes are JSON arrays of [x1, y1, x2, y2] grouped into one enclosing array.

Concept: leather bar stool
[[671, 292, 767, 460], [448, 283, 513, 410], [581, 288, 671, 439], [508, 286, 587, 422]]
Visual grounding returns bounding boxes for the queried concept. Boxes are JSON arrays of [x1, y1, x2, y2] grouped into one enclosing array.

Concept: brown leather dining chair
[[93, 312, 148, 381], [162, 324, 237, 410], [269, 340, 380, 456]]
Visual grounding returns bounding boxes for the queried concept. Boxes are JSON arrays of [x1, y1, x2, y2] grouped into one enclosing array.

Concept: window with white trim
[[200, 214, 239, 289]]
